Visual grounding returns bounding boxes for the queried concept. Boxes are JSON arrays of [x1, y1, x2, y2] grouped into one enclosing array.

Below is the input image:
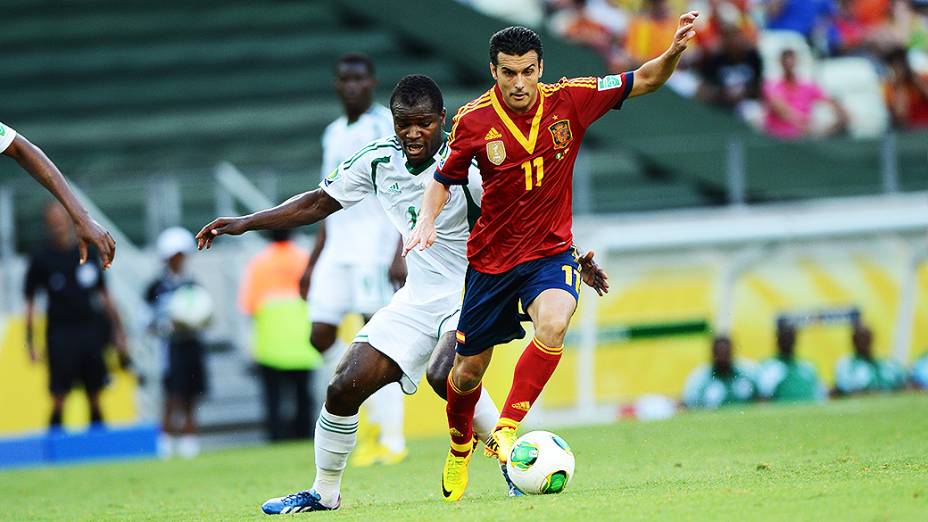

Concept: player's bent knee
[[324, 372, 363, 414], [451, 360, 485, 392], [310, 323, 337, 351], [426, 362, 450, 399]]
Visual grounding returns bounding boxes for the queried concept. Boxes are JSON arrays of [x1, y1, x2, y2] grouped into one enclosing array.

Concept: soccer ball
[[167, 283, 214, 330], [505, 431, 575, 495]]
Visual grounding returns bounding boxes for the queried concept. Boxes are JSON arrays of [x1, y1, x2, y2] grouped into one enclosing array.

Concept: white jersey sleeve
[[319, 152, 375, 210], [0, 122, 17, 153]]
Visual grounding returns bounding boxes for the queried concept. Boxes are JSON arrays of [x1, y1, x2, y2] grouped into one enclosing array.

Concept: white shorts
[[353, 285, 460, 395], [308, 256, 394, 325]]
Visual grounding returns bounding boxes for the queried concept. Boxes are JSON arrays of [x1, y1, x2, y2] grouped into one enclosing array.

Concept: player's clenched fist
[[196, 217, 248, 250], [403, 219, 436, 256], [670, 11, 699, 56]]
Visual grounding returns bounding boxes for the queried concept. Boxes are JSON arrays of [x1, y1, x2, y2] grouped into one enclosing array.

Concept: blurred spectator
[[697, 20, 763, 114], [884, 47, 928, 128], [239, 229, 321, 442], [834, 324, 905, 395], [683, 335, 757, 409], [910, 350, 928, 388], [146, 227, 209, 459], [626, 0, 682, 64], [695, 0, 758, 52], [756, 323, 826, 402], [24, 202, 129, 431], [765, 0, 841, 54], [763, 48, 849, 138], [546, 0, 630, 71]]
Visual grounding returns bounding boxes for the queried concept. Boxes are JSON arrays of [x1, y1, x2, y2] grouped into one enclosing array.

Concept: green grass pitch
[[1, 394, 925, 521]]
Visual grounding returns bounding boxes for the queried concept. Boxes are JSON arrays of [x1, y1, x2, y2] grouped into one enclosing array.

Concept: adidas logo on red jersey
[[484, 127, 502, 140]]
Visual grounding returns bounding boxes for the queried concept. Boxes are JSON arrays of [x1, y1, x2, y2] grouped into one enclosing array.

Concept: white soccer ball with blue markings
[[506, 431, 575, 495]]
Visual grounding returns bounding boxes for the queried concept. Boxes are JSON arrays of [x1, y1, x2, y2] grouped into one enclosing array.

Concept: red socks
[[446, 377, 481, 457], [497, 338, 563, 430]]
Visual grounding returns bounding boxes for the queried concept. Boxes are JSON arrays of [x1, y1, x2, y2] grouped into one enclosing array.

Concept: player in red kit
[[405, 16, 698, 500]]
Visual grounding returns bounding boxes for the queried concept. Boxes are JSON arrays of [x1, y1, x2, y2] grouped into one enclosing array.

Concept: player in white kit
[[301, 54, 408, 466], [196, 75, 607, 513], [1, 121, 116, 267]]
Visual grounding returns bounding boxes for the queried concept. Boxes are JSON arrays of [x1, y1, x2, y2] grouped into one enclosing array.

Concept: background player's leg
[[427, 332, 499, 443], [49, 393, 66, 429], [309, 322, 338, 353], [259, 365, 284, 441], [364, 383, 405, 454], [497, 288, 576, 430], [312, 342, 403, 507], [292, 369, 312, 439]]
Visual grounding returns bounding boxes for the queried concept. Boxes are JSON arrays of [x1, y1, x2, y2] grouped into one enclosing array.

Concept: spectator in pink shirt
[[763, 49, 848, 139]]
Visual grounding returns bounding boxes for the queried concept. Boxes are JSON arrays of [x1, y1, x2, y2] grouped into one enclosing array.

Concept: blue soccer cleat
[[261, 489, 339, 515], [499, 460, 525, 497], [485, 435, 524, 497]]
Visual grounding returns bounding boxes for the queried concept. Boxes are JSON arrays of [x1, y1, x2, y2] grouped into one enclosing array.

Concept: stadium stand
[[1, 0, 926, 253]]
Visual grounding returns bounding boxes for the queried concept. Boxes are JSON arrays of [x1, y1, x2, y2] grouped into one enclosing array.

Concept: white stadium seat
[[816, 57, 889, 138]]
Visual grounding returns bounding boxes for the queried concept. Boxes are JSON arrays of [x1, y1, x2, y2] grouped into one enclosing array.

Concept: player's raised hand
[[403, 219, 436, 256], [578, 250, 609, 296], [74, 216, 116, 269], [670, 11, 699, 56], [196, 217, 248, 250]]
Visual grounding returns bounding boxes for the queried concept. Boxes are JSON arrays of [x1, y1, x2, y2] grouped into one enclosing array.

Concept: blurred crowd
[[545, 0, 928, 139], [684, 320, 928, 409], [522, 0, 928, 137]]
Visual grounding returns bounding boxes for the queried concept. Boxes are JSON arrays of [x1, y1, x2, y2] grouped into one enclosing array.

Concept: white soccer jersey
[[321, 135, 482, 304], [0, 122, 17, 153], [319, 104, 398, 266]]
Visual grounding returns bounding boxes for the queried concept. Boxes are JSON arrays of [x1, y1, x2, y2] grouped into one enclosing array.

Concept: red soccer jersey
[[436, 72, 635, 274]]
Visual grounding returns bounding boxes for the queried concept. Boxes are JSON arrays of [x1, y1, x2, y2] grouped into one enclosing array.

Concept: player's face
[[334, 62, 376, 115], [392, 102, 446, 166], [491, 51, 543, 113]]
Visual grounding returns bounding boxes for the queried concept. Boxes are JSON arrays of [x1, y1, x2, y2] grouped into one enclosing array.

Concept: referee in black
[[24, 202, 129, 430]]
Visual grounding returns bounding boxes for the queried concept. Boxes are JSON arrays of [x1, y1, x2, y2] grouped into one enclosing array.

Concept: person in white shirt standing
[[299, 54, 409, 466]]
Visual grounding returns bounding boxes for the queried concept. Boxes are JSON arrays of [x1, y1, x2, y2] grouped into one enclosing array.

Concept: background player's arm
[[197, 189, 342, 250], [403, 179, 451, 255], [299, 223, 326, 298], [629, 11, 698, 98], [3, 134, 117, 268]]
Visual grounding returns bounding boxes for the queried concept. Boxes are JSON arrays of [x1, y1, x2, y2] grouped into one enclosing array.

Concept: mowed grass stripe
[[0, 394, 924, 521]]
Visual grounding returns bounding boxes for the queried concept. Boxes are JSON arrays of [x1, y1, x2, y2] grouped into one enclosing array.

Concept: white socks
[[312, 406, 358, 507], [472, 387, 500, 443], [365, 382, 405, 453]]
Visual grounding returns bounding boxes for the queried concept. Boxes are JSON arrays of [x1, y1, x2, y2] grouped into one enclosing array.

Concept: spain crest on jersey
[[486, 140, 506, 165], [548, 120, 573, 149]]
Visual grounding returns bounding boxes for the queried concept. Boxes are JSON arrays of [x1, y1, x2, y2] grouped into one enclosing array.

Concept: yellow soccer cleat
[[349, 424, 380, 468], [492, 427, 518, 464], [441, 440, 475, 501], [351, 442, 408, 467]]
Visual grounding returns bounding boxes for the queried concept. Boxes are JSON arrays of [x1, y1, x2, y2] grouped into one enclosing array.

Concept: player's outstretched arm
[[629, 11, 699, 98], [403, 179, 451, 256], [3, 134, 117, 268], [196, 188, 342, 250]]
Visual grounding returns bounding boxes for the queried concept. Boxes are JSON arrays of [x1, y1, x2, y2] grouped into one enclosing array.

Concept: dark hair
[[389, 74, 443, 114], [335, 52, 375, 76], [268, 228, 292, 242], [489, 26, 543, 65]]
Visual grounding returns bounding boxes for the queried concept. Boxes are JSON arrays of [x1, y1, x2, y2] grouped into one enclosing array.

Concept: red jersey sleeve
[[565, 72, 635, 129], [435, 109, 477, 186]]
